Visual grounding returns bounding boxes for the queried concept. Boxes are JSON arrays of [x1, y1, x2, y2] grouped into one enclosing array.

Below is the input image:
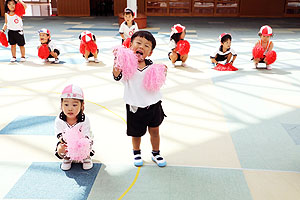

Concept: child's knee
[[57, 143, 67, 155]]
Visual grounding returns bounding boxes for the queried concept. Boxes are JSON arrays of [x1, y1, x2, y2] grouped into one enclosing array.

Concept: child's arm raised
[[17, 0, 27, 9]]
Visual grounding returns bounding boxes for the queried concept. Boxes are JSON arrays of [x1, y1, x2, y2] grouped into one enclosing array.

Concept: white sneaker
[[82, 158, 93, 170], [94, 58, 99, 63], [53, 58, 59, 64], [85, 59, 89, 63], [20, 57, 26, 62], [133, 154, 143, 167], [61, 158, 72, 171], [152, 154, 167, 167], [10, 57, 16, 62], [266, 65, 272, 70], [171, 63, 175, 67], [181, 62, 187, 67], [43, 58, 49, 63]]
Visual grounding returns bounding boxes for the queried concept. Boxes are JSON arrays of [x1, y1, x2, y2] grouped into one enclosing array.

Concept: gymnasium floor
[[0, 16, 300, 200]]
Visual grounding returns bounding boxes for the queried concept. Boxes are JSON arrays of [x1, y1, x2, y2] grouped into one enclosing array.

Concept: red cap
[[259, 25, 272, 36]]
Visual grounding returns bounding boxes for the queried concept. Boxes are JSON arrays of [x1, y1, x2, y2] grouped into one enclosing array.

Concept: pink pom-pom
[[214, 63, 238, 71], [80, 41, 86, 55], [87, 41, 98, 54], [143, 64, 166, 92], [0, 31, 9, 47], [265, 50, 277, 65], [252, 44, 265, 59], [15, 3, 25, 17], [113, 45, 138, 80], [38, 44, 50, 59], [122, 38, 131, 48], [63, 126, 90, 162], [175, 40, 190, 55]]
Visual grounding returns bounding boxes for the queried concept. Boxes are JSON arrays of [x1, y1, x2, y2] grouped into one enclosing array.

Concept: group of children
[[0, 1, 277, 170]]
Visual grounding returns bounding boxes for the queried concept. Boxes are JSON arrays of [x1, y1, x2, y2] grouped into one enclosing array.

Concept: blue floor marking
[[0, 116, 56, 135], [5, 162, 102, 200]]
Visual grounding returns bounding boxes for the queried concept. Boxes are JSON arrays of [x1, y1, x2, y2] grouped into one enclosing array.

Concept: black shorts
[[8, 30, 25, 46], [126, 101, 166, 137], [48, 49, 60, 58], [82, 49, 99, 58], [168, 52, 182, 62]]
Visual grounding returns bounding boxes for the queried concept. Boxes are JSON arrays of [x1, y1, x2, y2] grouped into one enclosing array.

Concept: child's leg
[[11, 45, 17, 58], [57, 143, 67, 158], [132, 136, 142, 150], [148, 127, 160, 151], [180, 54, 188, 63], [19, 46, 25, 58], [84, 49, 90, 60], [226, 53, 232, 63], [169, 52, 178, 64], [50, 51, 58, 59]]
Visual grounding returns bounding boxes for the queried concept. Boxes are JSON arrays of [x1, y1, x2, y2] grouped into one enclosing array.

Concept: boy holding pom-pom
[[252, 25, 276, 70], [113, 31, 167, 167], [38, 28, 60, 64]]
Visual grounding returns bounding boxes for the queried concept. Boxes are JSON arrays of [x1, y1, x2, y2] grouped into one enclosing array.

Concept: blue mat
[[5, 162, 101, 200], [282, 123, 300, 145], [0, 116, 56, 135]]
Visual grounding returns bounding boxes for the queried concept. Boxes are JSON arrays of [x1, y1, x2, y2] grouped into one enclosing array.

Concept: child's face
[[8, 1, 16, 12], [124, 13, 133, 23], [222, 39, 231, 50], [61, 98, 83, 121], [39, 33, 50, 43], [260, 35, 271, 43], [180, 31, 186, 39], [130, 36, 153, 62]]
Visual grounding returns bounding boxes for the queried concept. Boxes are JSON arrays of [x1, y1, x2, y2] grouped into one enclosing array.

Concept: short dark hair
[[221, 34, 232, 43], [170, 32, 183, 44], [124, 8, 134, 17], [131, 31, 156, 50], [5, 0, 17, 13], [60, 98, 84, 122]]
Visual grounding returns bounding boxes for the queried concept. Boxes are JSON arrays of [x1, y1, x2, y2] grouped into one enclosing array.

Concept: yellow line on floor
[[118, 167, 141, 200]]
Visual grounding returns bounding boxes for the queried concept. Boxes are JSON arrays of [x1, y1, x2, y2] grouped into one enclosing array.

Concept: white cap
[[259, 25, 272, 36]]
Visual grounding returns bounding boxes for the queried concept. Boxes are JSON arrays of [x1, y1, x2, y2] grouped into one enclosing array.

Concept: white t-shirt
[[169, 39, 176, 50], [210, 46, 237, 62], [54, 114, 93, 140], [6, 13, 23, 31], [119, 21, 139, 40], [122, 62, 162, 108]]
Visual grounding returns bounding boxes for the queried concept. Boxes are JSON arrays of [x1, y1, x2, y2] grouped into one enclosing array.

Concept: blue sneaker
[[134, 154, 143, 167], [152, 155, 167, 167]]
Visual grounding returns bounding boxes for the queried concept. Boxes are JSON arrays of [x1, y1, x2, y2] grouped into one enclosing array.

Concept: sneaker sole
[[152, 157, 166, 167], [134, 161, 143, 167]]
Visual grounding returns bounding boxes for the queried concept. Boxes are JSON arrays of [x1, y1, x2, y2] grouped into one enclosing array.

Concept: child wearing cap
[[253, 25, 275, 70], [210, 33, 237, 67], [113, 31, 168, 167], [79, 31, 99, 63], [55, 84, 94, 171], [38, 28, 60, 64], [168, 24, 189, 67], [1, 0, 27, 62], [119, 8, 139, 44]]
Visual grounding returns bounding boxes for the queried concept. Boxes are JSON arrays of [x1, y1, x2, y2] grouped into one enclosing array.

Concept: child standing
[[55, 84, 94, 171], [253, 25, 274, 70], [113, 31, 167, 167], [1, 0, 27, 62], [210, 33, 237, 67], [38, 28, 60, 64], [168, 24, 189, 67], [119, 8, 139, 44], [79, 31, 99, 63]]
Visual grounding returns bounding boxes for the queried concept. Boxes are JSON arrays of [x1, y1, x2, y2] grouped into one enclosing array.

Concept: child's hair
[[124, 8, 134, 17], [258, 33, 273, 37], [131, 31, 156, 50], [60, 98, 84, 122], [170, 32, 184, 44], [5, 0, 17, 13], [221, 34, 232, 43]]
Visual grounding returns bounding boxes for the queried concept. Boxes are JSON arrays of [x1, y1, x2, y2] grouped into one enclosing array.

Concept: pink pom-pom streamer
[[63, 126, 91, 162], [38, 44, 50, 59], [122, 38, 131, 48], [143, 64, 166, 92], [15, 3, 25, 17], [265, 50, 277, 65], [113, 45, 138, 80], [252, 44, 265, 59], [175, 40, 190, 55], [0, 31, 9, 47], [214, 63, 238, 71]]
